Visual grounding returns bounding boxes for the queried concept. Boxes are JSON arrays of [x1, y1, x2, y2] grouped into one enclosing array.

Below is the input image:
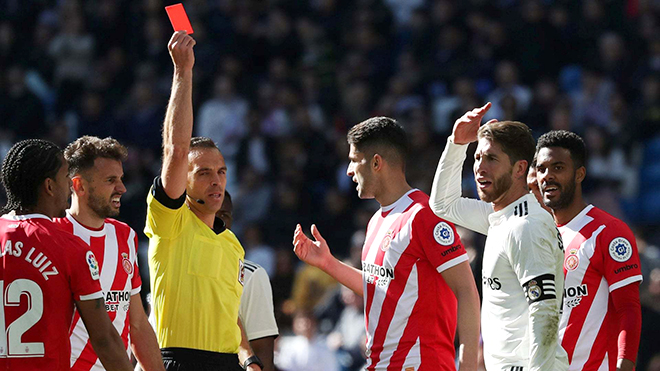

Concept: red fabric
[[612, 282, 642, 363]]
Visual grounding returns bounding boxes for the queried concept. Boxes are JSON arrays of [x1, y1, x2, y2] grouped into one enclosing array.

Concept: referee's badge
[[238, 259, 245, 286]]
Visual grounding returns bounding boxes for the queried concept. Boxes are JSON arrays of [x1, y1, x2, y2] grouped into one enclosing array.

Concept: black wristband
[[243, 355, 263, 370]]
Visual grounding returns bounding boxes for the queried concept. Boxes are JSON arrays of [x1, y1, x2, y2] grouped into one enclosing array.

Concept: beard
[[543, 174, 576, 210], [88, 189, 120, 219], [476, 170, 514, 203]]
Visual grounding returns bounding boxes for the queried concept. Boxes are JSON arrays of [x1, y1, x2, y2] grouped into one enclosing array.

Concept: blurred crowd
[[1, 0, 660, 370]]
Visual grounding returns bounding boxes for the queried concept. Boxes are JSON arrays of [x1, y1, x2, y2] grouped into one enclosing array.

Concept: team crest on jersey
[[564, 249, 579, 271], [86, 251, 100, 280], [609, 237, 632, 262], [238, 259, 245, 286], [380, 231, 394, 252], [433, 222, 454, 246], [526, 280, 541, 300], [121, 253, 133, 275]]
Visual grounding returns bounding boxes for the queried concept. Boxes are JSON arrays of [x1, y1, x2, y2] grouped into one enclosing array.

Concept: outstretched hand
[[451, 102, 497, 145], [293, 224, 332, 270], [168, 31, 196, 71]]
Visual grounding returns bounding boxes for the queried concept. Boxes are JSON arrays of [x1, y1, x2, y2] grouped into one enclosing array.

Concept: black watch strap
[[243, 355, 264, 370]]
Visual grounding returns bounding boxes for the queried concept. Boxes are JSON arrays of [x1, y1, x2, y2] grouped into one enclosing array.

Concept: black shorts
[[161, 347, 243, 371]]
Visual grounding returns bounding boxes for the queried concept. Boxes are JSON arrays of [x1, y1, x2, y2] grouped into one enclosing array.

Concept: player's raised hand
[[451, 102, 495, 145], [293, 224, 332, 269], [168, 31, 196, 71]]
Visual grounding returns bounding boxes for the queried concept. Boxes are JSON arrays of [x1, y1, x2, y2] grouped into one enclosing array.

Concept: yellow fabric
[[145, 190, 244, 353]]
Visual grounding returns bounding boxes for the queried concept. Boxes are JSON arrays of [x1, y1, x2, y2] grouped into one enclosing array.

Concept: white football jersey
[[430, 140, 569, 371]]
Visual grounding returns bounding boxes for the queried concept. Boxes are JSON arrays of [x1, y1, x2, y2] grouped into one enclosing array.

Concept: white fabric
[[430, 139, 569, 371], [239, 260, 279, 341]]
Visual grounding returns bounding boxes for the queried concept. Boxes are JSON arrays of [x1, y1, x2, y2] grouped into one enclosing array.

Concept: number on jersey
[[0, 279, 45, 357]]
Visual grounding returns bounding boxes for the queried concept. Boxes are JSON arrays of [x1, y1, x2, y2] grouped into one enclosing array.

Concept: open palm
[[451, 102, 496, 145], [292, 224, 331, 269]]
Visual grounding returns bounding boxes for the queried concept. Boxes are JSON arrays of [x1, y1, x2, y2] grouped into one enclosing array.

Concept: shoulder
[[51, 216, 70, 228], [105, 218, 136, 235]]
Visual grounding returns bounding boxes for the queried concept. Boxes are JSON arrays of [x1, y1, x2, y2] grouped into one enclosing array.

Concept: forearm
[[250, 337, 275, 371], [613, 283, 641, 365], [130, 322, 164, 371], [456, 286, 480, 371], [322, 257, 363, 296], [430, 139, 491, 235], [91, 329, 134, 371], [527, 300, 562, 371]]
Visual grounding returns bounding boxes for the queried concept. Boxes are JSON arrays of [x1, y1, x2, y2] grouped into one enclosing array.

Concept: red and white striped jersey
[[362, 190, 468, 371], [54, 212, 142, 371], [558, 205, 642, 371]]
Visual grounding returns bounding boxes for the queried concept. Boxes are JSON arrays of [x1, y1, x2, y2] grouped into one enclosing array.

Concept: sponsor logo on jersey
[[609, 237, 633, 262], [121, 252, 133, 275], [104, 290, 131, 312], [441, 244, 460, 257], [482, 276, 502, 290], [433, 222, 454, 246], [380, 231, 394, 252], [238, 259, 245, 286], [564, 249, 579, 271], [614, 263, 639, 274], [86, 251, 100, 280], [363, 262, 394, 287], [526, 280, 542, 300], [564, 284, 588, 308]]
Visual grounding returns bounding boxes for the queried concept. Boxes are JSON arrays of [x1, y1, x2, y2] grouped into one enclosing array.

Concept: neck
[[492, 181, 528, 212], [552, 194, 588, 226], [14, 206, 52, 218], [187, 199, 216, 229], [375, 173, 413, 207], [69, 198, 105, 229]]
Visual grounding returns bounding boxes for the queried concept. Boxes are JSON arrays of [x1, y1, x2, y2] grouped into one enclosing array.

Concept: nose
[[116, 180, 127, 194], [474, 159, 486, 176], [346, 163, 354, 177]]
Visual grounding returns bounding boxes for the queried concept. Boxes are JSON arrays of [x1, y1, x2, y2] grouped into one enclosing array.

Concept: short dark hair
[[1, 139, 63, 213], [536, 130, 587, 169], [347, 117, 408, 167], [64, 136, 128, 177], [478, 121, 535, 171], [190, 137, 219, 150]]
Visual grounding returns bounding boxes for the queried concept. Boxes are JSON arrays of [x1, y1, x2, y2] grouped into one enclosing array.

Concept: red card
[[165, 3, 194, 34]]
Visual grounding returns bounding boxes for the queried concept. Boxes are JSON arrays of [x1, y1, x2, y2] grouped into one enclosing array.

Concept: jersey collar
[[1, 213, 52, 222]]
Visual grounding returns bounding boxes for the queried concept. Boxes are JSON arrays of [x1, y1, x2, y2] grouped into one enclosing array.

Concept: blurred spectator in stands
[[243, 224, 276, 277], [275, 311, 339, 371], [327, 285, 366, 371], [1, 65, 46, 141]]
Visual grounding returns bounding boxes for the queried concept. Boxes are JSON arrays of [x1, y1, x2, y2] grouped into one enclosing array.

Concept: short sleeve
[[413, 209, 468, 274], [129, 230, 142, 296], [68, 237, 103, 301], [144, 176, 186, 240], [597, 221, 643, 292], [239, 267, 279, 341]]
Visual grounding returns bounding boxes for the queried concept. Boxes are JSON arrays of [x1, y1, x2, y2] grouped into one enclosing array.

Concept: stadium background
[[0, 0, 659, 370]]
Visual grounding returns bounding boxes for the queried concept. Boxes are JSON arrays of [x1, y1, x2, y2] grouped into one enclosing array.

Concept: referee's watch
[[243, 355, 264, 370]]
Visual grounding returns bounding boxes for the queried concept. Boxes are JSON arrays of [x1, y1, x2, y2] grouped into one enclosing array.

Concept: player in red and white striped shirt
[[54, 136, 164, 371], [533, 131, 642, 371], [293, 117, 481, 371]]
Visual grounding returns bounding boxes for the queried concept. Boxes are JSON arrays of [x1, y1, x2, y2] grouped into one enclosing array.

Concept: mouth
[[476, 178, 492, 190], [110, 195, 121, 208], [207, 192, 223, 201], [542, 184, 560, 197]]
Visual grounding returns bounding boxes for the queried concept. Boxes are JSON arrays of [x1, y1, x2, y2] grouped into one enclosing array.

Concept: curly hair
[[536, 130, 587, 169], [64, 136, 128, 177], [1, 139, 63, 213]]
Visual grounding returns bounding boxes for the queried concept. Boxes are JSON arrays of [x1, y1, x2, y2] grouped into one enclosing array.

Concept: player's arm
[[611, 282, 641, 371], [240, 267, 278, 371], [161, 31, 196, 199], [293, 224, 363, 296], [441, 261, 480, 371], [250, 337, 276, 371], [430, 104, 495, 235], [237, 318, 263, 371], [129, 294, 165, 371], [76, 298, 134, 371]]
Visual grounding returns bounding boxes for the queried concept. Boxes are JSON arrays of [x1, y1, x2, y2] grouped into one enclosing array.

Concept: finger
[[311, 224, 326, 243], [479, 102, 492, 112], [485, 119, 498, 125]]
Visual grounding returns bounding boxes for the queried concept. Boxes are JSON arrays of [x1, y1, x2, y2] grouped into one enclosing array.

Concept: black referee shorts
[[161, 347, 243, 371]]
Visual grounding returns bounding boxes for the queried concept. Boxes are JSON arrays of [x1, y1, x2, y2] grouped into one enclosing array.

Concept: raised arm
[[76, 298, 134, 371], [430, 104, 494, 235], [161, 31, 196, 199], [293, 224, 363, 296]]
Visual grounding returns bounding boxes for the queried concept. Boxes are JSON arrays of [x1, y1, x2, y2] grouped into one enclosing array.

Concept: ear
[[43, 177, 56, 198], [372, 154, 383, 171], [575, 166, 586, 184], [71, 176, 85, 194], [514, 160, 528, 179]]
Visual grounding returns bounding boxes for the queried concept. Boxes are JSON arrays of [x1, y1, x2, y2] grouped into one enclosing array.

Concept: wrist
[[243, 355, 264, 370]]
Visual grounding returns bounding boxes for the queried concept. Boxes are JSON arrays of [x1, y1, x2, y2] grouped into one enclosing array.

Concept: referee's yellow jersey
[[144, 178, 245, 353]]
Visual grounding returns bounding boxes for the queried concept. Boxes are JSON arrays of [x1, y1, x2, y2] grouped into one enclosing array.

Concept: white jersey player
[[430, 103, 568, 371]]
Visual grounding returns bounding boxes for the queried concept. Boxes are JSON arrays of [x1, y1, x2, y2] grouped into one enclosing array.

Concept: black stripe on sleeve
[[522, 274, 556, 304], [151, 176, 186, 210]]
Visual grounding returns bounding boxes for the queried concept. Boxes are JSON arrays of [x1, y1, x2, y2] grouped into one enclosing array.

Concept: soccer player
[[0, 139, 133, 371], [293, 117, 481, 371], [53, 136, 164, 371], [533, 131, 642, 371], [144, 31, 261, 371], [217, 191, 279, 371], [430, 103, 568, 371]]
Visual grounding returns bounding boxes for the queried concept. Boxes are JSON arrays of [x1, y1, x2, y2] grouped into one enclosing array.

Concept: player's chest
[[362, 221, 414, 288]]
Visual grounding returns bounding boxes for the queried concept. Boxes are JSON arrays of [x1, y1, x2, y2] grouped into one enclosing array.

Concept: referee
[[144, 31, 262, 371]]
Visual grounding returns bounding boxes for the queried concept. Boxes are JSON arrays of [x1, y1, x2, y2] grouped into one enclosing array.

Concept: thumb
[[311, 224, 326, 243], [485, 119, 498, 125]]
